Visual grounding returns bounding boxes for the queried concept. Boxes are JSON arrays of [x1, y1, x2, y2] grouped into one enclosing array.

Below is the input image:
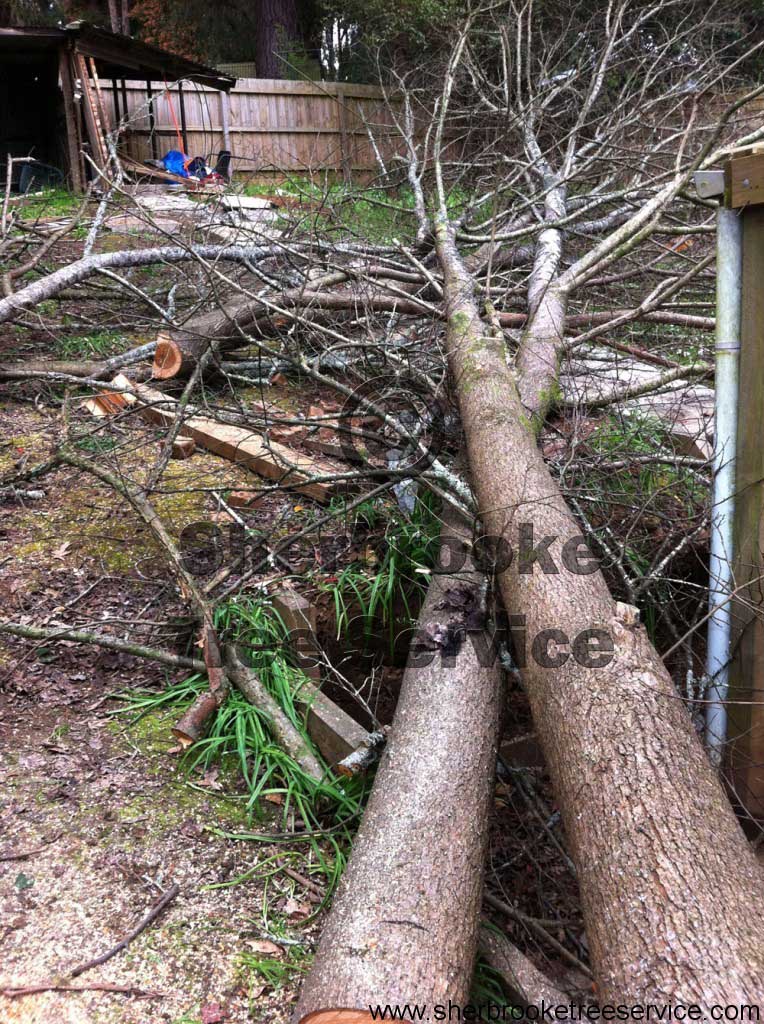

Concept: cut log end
[[153, 334, 184, 380], [298, 1012, 375, 1024], [171, 690, 220, 746]]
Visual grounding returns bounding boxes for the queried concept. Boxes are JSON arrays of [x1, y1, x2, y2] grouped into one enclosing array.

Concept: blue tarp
[[162, 150, 189, 177]]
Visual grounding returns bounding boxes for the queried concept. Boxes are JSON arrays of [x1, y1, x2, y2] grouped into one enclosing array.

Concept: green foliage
[[118, 596, 370, 907], [586, 412, 703, 506], [240, 942, 312, 992], [15, 188, 81, 221], [319, 491, 441, 656], [54, 332, 124, 358]]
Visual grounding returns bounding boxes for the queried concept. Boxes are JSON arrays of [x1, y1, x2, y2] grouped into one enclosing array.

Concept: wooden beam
[[58, 46, 85, 192], [729, 203, 764, 818], [270, 585, 376, 769], [220, 90, 231, 166], [146, 80, 158, 161], [110, 375, 340, 503], [178, 80, 189, 155], [74, 53, 108, 169], [336, 89, 351, 184], [725, 152, 764, 209], [271, 586, 321, 683]]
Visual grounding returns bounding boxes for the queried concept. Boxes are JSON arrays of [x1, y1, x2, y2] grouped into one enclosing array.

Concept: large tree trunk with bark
[[433, 216, 764, 1005], [255, 0, 300, 78], [294, 514, 502, 1023]]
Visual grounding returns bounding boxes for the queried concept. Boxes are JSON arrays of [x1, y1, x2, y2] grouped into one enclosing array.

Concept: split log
[[111, 375, 341, 503], [433, 219, 764, 1004], [296, 679, 377, 771], [294, 513, 502, 1022]]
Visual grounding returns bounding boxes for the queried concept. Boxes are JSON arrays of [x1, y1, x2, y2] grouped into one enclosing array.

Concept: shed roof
[[0, 22, 235, 91]]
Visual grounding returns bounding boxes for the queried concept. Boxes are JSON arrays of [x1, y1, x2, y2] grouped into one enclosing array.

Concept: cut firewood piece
[[227, 489, 262, 508], [172, 690, 221, 747], [171, 437, 196, 460], [224, 645, 324, 783], [110, 375, 341, 502], [153, 333, 185, 380], [172, 625, 228, 746], [295, 511, 502, 1021], [478, 925, 570, 1006]]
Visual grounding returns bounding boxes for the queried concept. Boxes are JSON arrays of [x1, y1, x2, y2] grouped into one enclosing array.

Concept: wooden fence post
[[726, 150, 764, 818], [336, 89, 351, 183]]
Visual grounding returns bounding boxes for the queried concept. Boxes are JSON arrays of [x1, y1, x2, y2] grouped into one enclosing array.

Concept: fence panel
[[97, 78, 402, 180]]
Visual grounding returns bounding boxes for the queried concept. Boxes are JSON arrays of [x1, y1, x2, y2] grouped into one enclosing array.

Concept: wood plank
[[725, 153, 764, 208], [299, 679, 373, 768], [729, 203, 764, 818], [58, 47, 85, 192], [75, 54, 108, 169], [111, 375, 341, 503]]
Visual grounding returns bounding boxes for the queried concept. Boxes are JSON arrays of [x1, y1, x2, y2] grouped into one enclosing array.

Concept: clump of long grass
[[319, 491, 441, 655], [119, 596, 369, 833]]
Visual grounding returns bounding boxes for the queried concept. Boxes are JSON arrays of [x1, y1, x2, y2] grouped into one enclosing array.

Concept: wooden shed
[[0, 21, 234, 192]]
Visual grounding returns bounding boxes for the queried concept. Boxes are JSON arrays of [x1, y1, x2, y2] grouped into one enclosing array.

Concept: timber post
[[717, 148, 764, 818]]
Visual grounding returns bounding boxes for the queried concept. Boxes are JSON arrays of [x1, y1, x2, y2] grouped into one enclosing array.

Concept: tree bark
[[255, 0, 300, 78], [433, 215, 764, 1006], [294, 513, 503, 1022], [478, 925, 570, 1007], [516, 182, 568, 429]]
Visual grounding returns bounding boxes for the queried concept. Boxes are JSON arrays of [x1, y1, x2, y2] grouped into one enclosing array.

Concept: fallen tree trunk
[[152, 285, 714, 382], [478, 925, 570, 1007], [0, 342, 157, 382], [294, 513, 502, 1023], [433, 217, 764, 1004]]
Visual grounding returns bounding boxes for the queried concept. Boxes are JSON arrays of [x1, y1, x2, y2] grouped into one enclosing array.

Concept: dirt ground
[[0, 188, 319, 1023], [0, 600, 317, 1024], [0, 396, 323, 1024]]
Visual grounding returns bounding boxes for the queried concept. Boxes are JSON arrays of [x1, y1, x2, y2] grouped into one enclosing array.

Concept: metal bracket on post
[[692, 170, 725, 199]]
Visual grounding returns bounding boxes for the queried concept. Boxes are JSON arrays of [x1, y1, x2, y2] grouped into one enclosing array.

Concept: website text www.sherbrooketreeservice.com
[[365, 1002, 761, 1023]]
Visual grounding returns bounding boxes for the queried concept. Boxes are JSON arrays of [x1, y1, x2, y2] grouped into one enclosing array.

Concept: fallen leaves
[[201, 1003, 230, 1023]]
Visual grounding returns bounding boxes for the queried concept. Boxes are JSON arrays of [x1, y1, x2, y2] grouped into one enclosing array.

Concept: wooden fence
[[96, 78, 403, 181]]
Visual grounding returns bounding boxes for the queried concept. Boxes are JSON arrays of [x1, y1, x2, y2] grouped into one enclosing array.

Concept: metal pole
[[706, 205, 743, 767], [178, 80, 189, 156], [111, 77, 120, 130], [220, 90, 232, 176]]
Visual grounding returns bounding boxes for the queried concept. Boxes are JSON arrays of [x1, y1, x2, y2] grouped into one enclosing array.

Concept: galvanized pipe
[[706, 206, 742, 767]]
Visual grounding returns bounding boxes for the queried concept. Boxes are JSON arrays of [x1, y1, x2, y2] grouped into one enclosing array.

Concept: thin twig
[[69, 883, 180, 978]]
